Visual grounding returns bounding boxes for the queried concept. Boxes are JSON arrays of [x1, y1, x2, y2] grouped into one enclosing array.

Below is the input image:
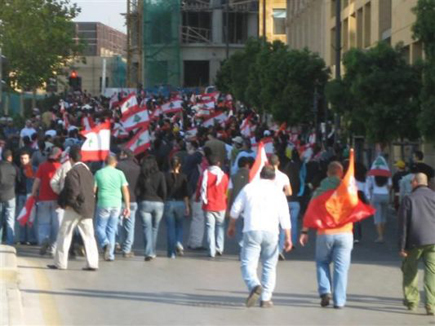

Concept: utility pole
[[262, 0, 266, 40], [334, 0, 341, 145], [0, 46, 2, 113], [225, 0, 230, 59]]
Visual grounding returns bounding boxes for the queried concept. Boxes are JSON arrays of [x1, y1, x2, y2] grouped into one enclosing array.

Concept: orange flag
[[303, 148, 375, 229], [325, 149, 359, 224]]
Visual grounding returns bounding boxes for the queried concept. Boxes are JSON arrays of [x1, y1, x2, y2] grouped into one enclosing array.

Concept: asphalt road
[[15, 211, 435, 325]]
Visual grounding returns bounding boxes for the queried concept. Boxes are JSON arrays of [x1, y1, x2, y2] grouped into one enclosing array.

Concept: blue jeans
[[279, 201, 300, 251], [241, 231, 279, 301], [36, 200, 63, 250], [95, 206, 121, 260], [119, 202, 137, 254], [0, 198, 16, 245], [165, 200, 185, 257], [139, 201, 164, 258], [205, 210, 225, 257], [316, 233, 353, 307], [16, 195, 36, 243]]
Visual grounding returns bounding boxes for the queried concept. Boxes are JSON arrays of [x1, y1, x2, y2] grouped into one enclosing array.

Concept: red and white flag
[[17, 196, 36, 227], [151, 107, 162, 121], [201, 91, 220, 102], [125, 128, 151, 156], [249, 141, 268, 182], [120, 94, 138, 115], [200, 100, 215, 110], [121, 107, 150, 132], [202, 111, 228, 128], [161, 100, 183, 115], [112, 122, 129, 139], [81, 122, 111, 161], [81, 116, 96, 131], [186, 127, 198, 139], [240, 115, 253, 138], [109, 92, 119, 109], [63, 112, 70, 130]]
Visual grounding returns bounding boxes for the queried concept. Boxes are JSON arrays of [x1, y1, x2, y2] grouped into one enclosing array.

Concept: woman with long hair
[[137, 155, 167, 261], [164, 156, 190, 258]]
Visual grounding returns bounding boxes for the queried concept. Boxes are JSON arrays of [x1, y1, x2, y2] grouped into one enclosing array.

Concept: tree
[[215, 38, 263, 104], [413, 0, 435, 142], [0, 0, 83, 93], [216, 38, 329, 125], [327, 42, 421, 145]]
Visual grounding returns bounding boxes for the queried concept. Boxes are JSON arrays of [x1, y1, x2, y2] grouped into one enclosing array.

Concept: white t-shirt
[[365, 175, 391, 199], [20, 127, 36, 139], [274, 169, 290, 194], [230, 179, 291, 234]]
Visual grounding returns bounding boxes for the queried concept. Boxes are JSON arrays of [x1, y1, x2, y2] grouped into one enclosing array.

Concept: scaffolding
[[143, 0, 181, 87], [126, 0, 143, 88]]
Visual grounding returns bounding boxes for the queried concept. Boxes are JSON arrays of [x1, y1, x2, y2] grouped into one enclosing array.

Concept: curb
[[0, 245, 23, 326]]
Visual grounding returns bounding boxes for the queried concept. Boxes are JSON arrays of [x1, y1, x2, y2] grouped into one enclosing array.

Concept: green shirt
[[95, 166, 128, 208]]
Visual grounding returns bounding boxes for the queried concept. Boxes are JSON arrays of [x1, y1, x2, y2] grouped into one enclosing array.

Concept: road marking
[[27, 260, 62, 326]]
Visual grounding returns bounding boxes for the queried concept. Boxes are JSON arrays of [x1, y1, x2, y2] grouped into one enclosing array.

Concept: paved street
[[15, 214, 435, 325]]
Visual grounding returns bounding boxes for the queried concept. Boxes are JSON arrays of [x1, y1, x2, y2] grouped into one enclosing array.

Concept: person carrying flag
[[300, 161, 352, 309], [300, 152, 375, 309]]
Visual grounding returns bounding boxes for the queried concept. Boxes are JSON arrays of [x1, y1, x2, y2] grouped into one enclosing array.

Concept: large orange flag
[[303, 149, 375, 229]]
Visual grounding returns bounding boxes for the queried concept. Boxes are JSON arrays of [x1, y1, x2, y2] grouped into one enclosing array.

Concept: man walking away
[[300, 162, 353, 309], [228, 166, 292, 308], [198, 155, 229, 258], [398, 173, 435, 315], [116, 149, 141, 258], [47, 146, 99, 271], [94, 155, 130, 261], [0, 150, 17, 245]]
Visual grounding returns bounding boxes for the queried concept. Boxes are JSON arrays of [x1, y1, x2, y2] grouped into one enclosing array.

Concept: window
[[273, 9, 286, 35]]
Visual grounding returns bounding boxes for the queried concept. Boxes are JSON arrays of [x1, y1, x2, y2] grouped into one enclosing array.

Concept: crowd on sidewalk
[[0, 89, 434, 314]]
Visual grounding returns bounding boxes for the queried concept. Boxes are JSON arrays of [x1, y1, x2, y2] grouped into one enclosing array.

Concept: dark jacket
[[398, 186, 435, 250], [117, 158, 141, 203], [0, 160, 17, 202], [137, 171, 167, 202], [58, 162, 95, 219]]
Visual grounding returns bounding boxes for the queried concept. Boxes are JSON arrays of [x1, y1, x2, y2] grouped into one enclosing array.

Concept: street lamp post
[[334, 0, 341, 145]]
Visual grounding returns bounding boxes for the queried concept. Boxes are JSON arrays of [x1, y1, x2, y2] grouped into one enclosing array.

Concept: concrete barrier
[[0, 245, 22, 326]]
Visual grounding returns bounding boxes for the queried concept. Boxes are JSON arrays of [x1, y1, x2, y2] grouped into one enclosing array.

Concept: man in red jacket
[[198, 155, 229, 258]]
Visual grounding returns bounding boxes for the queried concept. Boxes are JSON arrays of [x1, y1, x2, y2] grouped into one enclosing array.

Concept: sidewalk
[[0, 245, 22, 326]]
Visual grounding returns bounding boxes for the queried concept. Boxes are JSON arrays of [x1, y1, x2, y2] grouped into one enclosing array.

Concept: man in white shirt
[[228, 166, 292, 308], [270, 155, 292, 260], [20, 120, 37, 140]]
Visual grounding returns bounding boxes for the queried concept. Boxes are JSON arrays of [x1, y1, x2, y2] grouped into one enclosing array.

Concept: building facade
[[58, 22, 127, 95], [287, 0, 420, 73], [259, 0, 287, 43], [127, 0, 259, 88]]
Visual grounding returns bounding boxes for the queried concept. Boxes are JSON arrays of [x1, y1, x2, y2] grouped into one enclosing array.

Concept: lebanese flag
[[121, 107, 150, 132], [202, 111, 228, 128], [81, 116, 96, 131], [367, 155, 392, 177], [249, 141, 268, 182], [151, 107, 162, 121], [161, 100, 183, 114], [253, 137, 274, 156], [240, 115, 253, 137], [112, 122, 129, 139], [120, 94, 138, 115], [109, 92, 119, 109], [125, 128, 151, 156], [81, 122, 111, 161], [17, 196, 36, 227], [186, 127, 198, 139], [201, 92, 220, 102], [303, 149, 376, 229], [200, 100, 215, 110]]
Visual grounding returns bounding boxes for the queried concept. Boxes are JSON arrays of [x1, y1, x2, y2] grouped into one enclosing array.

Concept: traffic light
[[68, 70, 82, 91]]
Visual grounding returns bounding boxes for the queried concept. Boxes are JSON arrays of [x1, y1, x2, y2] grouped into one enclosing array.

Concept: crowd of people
[[0, 89, 434, 314]]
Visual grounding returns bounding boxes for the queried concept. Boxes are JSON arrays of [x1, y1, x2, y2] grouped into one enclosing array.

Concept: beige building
[[259, 0, 287, 43], [286, 0, 434, 165], [287, 0, 420, 74]]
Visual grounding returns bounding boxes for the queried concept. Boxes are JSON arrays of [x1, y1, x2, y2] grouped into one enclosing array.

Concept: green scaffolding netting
[[143, 0, 181, 87]]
